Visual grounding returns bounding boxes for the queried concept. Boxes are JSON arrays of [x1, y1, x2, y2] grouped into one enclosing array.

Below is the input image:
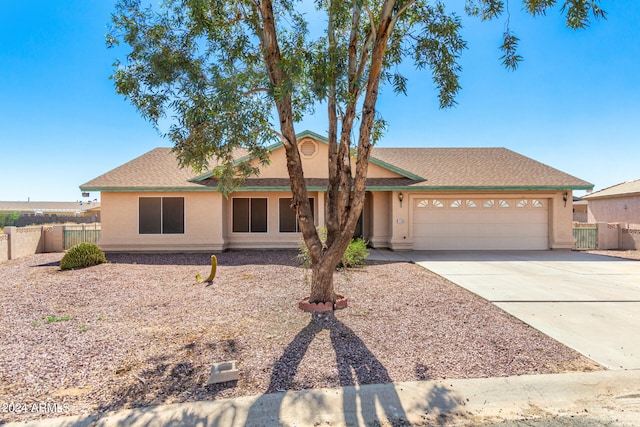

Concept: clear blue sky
[[1, 1, 638, 202]]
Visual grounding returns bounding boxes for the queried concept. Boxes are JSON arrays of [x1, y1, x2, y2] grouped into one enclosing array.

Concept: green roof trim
[[368, 156, 424, 181], [188, 130, 416, 183], [191, 130, 331, 182], [295, 129, 329, 143], [364, 184, 594, 191], [81, 184, 593, 193], [79, 186, 217, 193]]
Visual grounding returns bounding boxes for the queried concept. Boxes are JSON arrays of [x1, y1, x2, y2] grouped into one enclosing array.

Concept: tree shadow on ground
[[90, 340, 237, 417], [245, 312, 459, 426], [61, 336, 248, 427]]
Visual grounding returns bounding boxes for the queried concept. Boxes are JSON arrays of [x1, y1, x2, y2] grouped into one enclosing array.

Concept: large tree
[[108, 0, 605, 304]]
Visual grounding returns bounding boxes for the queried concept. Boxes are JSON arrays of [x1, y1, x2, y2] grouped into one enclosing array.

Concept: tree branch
[[390, 0, 417, 28], [241, 87, 269, 96]]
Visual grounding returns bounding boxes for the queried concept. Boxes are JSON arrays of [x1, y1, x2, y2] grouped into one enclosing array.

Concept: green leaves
[[108, 0, 608, 195], [561, 0, 608, 29], [109, 0, 280, 189], [411, 1, 467, 109], [500, 31, 523, 70], [466, 0, 607, 71], [465, 0, 504, 21]]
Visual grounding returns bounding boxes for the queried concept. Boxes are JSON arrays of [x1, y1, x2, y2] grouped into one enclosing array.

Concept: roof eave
[[82, 184, 594, 193], [366, 184, 594, 191], [190, 130, 330, 183], [583, 191, 640, 200], [368, 157, 425, 181], [79, 186, 214, 193]]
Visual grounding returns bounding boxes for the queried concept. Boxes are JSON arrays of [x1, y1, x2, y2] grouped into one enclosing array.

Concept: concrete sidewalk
[[7, 370, 640, 427]]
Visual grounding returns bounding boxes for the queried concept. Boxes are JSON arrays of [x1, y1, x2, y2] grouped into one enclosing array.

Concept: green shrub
[[340, 237, 369, 268], [297, 227, 369, 269], [60, 242, 106, 270]]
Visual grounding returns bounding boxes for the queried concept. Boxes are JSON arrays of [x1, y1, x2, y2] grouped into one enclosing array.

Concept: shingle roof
[[81, 144, 592, 191], [370, 147, 591, 189], [582, 179, 640, 199], [81, 148, 244, 191]]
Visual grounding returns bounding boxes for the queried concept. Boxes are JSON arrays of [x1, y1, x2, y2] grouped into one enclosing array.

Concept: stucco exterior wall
[[621, 227, 640, 250], [97, 188, 577, 252], [0, 234, 8, 263], [587, 195, 640, 224], [1, 226, 45, 260], [385, 190, 575, 250], [12, 226, 45, 258], [597, 223, 622, 250], [224, 191, 322, 249], [573, 203, 588, 222], [45, 225, 64, 253], [549, 191, 575, 250], [252, 137, 402, 179], [99, 192, 225, 252]]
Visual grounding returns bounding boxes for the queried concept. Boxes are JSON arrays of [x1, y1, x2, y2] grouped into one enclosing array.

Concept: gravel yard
[[0, 251, 600, 423], [586, 249, 640, 261]]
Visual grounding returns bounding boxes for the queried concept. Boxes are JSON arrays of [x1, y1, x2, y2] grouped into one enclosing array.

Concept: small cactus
[[60, 243, 106, 270], [204, 255, 217, 282], [196, 255, 217, 283]]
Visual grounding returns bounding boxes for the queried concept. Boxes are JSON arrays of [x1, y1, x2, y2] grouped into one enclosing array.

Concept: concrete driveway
[[404, 251, 640, 370]]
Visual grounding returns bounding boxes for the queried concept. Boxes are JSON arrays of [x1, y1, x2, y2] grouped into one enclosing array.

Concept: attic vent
[[300, 140, 317, 157]]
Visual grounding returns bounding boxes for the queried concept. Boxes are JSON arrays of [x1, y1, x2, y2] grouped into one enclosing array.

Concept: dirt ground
[[0, 251, 601, 423]]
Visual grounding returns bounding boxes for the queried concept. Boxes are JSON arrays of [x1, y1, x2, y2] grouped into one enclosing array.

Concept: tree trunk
[[309, 251, 341, 304]]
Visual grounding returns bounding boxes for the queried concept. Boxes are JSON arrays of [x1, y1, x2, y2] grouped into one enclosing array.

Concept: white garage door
[[413, 197, 549, 250]]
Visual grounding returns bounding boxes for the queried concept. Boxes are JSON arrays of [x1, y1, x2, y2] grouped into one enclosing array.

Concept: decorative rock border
[[298, 294, 348, 312]]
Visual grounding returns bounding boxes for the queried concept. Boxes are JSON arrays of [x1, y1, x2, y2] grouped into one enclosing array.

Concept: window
[[499, 200, 510, 208], [417, 200, 428, 208], [484, 200, 495, 208], [279, 198, 315, 232], [532, 199, 544, 208], [466, 200, 477, 208], [450, 200, 462, 208], [433, 200, 444, 208], [517, 200, 528, 208], [139, 197, 184, 234], [233, 198, 267, 233]]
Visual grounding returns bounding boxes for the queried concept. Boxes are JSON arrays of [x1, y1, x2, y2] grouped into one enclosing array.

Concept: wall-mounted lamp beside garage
[[398, 192, 404, 207], [562, 192, 568, 207]]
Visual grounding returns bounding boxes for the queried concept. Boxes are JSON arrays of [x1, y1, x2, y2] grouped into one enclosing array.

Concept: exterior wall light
[[398, 192, 404, 207], [562, 192, 569, 207]]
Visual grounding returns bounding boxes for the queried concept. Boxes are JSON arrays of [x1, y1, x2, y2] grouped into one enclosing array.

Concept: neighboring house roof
[[81, 133, 592, 192], [0, 201, 100, 214], [572, 196, 587, 206], [582, 179, 640, 200]]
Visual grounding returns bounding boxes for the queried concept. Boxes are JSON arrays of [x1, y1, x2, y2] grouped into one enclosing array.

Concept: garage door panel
[[413, 197, 549, 250]]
